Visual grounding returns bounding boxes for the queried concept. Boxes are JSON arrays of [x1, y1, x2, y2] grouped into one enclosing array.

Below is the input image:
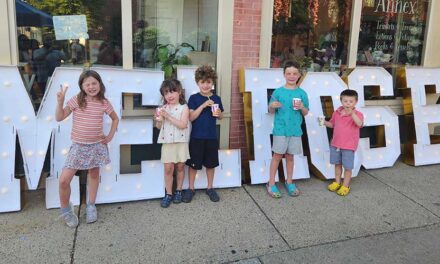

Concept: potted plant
[[154, 43, 194, 78]]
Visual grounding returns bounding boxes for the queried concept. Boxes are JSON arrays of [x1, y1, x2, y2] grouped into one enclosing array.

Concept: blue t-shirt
[[188, 93, 224, 139], [269, 86, 309, 136]]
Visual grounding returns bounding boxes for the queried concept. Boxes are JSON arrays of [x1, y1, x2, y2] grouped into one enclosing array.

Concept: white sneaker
[[60, 203, 78, 228], [86, 204, 98, 224]]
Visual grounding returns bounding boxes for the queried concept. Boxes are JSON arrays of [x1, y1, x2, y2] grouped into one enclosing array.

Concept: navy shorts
[[186, 139, 219, 170], [329, 146, 354, 170]]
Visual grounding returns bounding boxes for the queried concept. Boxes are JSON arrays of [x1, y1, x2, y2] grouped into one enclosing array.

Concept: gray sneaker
[[60, 203, 78, 228], [86, 204, 98, 224]]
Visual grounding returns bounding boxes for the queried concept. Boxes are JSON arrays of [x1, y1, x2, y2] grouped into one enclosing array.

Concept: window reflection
[[271, 0, 352, 74], [357, 0, 429, 96], [357, 0, 429, 67], [132, 0, 218, 78], [15, 0, 122, 108]]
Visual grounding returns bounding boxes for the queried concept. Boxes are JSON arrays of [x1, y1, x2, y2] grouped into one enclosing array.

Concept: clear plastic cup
[[292, 98, 301, 110], [211, 104, 219, 116], [155, 107, 163, 121], [318, 116, 325, 126]]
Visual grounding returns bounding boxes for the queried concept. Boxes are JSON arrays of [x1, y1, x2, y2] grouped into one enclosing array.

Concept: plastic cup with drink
[[211, 104, 220, 117], [292, 98, 302, 110], [155, 107, 163, 121], [318, 116, 325, 126]]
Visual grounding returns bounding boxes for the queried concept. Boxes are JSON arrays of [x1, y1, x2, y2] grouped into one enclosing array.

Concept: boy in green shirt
[[267, 61, 309, 198]]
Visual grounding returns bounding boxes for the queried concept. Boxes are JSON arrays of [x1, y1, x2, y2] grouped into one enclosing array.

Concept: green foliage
[[288, 55, 313, 69], [26, 0, 107, 29], [272, 1, 311, 35], [134, 27, 159, 48], [154, 43, 194, 78]]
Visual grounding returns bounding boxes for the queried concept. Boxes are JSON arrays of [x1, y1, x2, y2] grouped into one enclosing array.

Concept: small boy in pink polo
[[321, 89, 363, 196]]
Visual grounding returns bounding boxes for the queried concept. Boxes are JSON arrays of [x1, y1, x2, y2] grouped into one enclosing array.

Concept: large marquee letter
[[348, 67, 400, 168], [0, 123, 20, 212], [302, 72, 362, 179], [0, 66, 80, 211], [404, 67, 440, 165], [242, 68, 310, 184]]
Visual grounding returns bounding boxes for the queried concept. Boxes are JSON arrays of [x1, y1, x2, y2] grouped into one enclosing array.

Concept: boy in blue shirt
[[267, 61, 309, 198], [183, 65, 224, 203]]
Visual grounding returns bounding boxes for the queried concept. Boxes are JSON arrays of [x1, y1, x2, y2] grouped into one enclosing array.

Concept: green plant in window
[[154, 43, 194, 78], [288, 55, 313, 69], [134, 27, 160, 49]]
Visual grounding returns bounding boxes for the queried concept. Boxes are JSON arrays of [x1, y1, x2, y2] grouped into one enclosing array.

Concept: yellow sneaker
[[336, 185, 350, 196], [327, 182, 341, 192]]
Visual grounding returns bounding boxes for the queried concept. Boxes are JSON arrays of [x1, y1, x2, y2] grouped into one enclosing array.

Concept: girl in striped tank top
[[55, 70, 119, 227]]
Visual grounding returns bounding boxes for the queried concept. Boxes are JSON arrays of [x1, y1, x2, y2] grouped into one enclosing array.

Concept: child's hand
[[160, 109, 170, 119], [295, 101, 304, 110], [102, 134, 113, 144], [270, 101, 282, 109], [213, 108, 221, 117], [344, 107, 354, 115], [203, 99, 214, 108], [57, 84, 68, 105]]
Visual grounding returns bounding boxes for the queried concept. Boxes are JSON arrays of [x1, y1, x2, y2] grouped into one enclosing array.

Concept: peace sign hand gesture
[[57, 84, 69, 105]]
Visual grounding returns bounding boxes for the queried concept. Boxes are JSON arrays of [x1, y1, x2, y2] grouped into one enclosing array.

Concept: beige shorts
[[272, 136, 302, 155], [161, 142, 190, 163]]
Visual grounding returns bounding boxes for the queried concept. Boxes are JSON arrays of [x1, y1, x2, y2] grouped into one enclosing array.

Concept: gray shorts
[[329, 146, 354, 170], [272, 136, 302, 155]]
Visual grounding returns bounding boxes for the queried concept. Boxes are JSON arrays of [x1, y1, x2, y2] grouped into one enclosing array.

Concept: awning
[[15, 0, 53, 27]]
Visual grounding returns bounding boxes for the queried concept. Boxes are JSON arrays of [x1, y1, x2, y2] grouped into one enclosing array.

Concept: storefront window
[[271, 0, 352, 73], [358, 0, 429, 66], [132, 0, 218, 78], [357, 0, 429, 96], [15, 0, 122, 107]]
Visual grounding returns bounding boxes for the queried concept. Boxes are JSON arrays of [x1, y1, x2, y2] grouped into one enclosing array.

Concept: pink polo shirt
[[329, 106, 364, 151]]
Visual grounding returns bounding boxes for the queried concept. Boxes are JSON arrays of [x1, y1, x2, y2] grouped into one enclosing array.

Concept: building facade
[[1, 0, 440, 178]]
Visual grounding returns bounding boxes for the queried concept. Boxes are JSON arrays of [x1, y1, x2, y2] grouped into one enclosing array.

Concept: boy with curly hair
[[183, 65, 224, 203]]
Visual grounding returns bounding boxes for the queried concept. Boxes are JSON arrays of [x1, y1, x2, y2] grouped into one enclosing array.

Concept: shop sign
[[374, 0, 417, 14]]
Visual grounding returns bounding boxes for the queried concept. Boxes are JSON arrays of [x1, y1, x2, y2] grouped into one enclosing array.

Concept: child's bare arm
[[55, 85, 72, 121], [103, 111, 119, 144], [324, 121, 333, 128], [189, 100, 213, 121], [216, 110, 223, 120], [351, 112, 363, 127], [268, 101, 282, 114], [155, 120, 162, 129], [55, 105, 72, 121], [296, 101, 309, 116]]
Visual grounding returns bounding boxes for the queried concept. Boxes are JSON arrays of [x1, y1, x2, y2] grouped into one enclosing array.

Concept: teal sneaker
[[285, 182, 300, 197], [266, 183, 282, 198]]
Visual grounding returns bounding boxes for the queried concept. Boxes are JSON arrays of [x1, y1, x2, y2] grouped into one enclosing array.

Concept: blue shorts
[[329, 146, 354, 170]]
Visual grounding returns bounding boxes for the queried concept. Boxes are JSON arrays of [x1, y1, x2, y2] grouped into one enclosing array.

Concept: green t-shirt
[[270, 86, 309, 136]]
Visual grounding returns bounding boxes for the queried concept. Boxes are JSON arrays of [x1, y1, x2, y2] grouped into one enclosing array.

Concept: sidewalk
[[1, 160, 440, 264]]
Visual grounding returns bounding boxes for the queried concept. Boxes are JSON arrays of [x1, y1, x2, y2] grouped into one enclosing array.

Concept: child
[[267, 61, 309, 198], [322, 89, 363, 196], [56, 70, 119, 227], [155, 79, 190, 208], [183, 65, 223, 203]]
